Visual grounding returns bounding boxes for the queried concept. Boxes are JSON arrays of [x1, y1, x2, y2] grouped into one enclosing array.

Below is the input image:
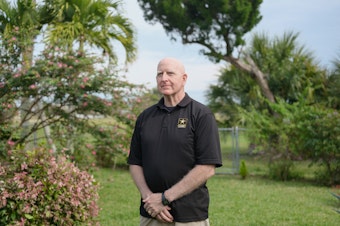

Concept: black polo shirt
[[128, 93, 222, 222]]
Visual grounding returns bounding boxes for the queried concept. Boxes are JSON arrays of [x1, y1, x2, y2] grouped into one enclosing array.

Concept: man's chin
[[160, 90, 173, 95]]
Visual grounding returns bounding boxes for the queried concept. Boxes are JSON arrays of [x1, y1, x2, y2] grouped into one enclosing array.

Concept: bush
[[241, 98, 340, 185], [0, 147, 99, 225], [239, 160, 248, 179], [92, 125, 130, 168], [294, 109, 340, 186], [268, 160, 302, 181]]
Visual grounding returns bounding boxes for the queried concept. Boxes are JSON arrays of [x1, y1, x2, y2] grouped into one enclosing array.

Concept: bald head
[[157, 57, 186, 75]]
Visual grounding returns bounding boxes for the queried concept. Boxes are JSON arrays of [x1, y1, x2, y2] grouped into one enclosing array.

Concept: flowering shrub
[[0, 30, 144, 167], [0, 148, 99, 225]]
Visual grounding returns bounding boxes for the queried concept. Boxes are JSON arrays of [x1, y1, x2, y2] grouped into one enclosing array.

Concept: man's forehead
[[157, 58, 185, 72], [157, 68, 175, 72], [158, 66, 184, 75]]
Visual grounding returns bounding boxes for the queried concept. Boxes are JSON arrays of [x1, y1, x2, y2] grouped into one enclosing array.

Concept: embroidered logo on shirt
[[177, 118, 188, 128]]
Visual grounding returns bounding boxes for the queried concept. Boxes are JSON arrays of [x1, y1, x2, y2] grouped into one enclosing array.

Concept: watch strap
[[161, 192, 170, 206]]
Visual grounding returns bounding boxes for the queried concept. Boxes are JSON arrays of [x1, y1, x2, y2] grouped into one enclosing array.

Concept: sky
[[118, 0, 340, 104]]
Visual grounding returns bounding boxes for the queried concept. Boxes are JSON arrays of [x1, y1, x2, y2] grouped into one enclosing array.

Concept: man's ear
[[183, 73, 188, 82]]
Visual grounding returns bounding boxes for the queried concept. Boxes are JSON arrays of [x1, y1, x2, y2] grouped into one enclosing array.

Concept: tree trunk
[[225, 55, 276, 103], [21, 43, 57, 152]]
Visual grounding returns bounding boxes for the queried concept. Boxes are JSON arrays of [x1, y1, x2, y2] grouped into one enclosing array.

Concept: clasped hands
[[143, 193, 174, 223]]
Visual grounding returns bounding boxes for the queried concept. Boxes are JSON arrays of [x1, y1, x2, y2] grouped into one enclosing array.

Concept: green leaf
[[25, 213, 34, 219]]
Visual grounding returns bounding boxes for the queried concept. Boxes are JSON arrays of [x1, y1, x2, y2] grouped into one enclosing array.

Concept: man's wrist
[[161, 192, 171, 206]]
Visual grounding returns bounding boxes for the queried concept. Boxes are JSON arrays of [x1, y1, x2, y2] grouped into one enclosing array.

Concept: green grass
[[93, 168, 140, 226], [93, 168, 340, 226]]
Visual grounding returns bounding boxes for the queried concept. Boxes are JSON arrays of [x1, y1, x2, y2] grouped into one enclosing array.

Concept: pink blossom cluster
[[0, 149, 99, 225], [1, 102, 13, 110]]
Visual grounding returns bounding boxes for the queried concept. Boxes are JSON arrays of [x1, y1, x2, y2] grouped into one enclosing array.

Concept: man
[[128, 57, 222, 226]]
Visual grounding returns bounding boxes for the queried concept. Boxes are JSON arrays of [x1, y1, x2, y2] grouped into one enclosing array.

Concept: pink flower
[[7, 140, 15, 146], [91, 151, 96, 155], [29, 84, 37, 89], [82, 102, 88, 107], [19, 217, 26, 226], [22, 204, 31, 213], [21, 163, 28, 171], [83, 77, 89, 83], [102, 100, 112, 106]]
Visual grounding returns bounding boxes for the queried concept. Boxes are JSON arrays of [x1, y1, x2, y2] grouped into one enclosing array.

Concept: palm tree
[[45, 0, 136, 63], [207, 31, 325, 125], [0, 0, 43, 68]]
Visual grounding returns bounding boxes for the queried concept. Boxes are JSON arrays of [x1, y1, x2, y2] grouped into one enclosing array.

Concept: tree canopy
[[137, 0, 278, 102], [138, 0, 262, 59]]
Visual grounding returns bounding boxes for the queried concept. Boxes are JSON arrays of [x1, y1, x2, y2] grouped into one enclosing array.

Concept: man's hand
[[143, 193, 173, 222], [156, 208, 174, 223]]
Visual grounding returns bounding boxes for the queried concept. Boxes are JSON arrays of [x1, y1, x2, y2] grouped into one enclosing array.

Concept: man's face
[[156, 59, 187, 96]]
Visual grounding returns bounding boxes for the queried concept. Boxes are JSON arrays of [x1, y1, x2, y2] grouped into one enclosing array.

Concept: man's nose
[[160, 72, 169, 80]]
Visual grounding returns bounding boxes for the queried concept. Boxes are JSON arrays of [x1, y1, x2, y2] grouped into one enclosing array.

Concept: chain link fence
[[217, 127, 248, 174]]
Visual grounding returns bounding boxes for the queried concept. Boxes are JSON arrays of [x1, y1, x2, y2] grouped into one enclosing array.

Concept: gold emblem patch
[[177, 118, 188, 128]]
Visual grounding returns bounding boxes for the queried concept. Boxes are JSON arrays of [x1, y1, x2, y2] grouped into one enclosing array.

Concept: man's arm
[[129, 164, 152, 199], [164, 164, 215, 202], [143, 164, 215, 210]]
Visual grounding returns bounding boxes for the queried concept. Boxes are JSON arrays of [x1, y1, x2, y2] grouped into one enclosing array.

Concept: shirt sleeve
[[194, 112, 223, 167], [127, 115, 143, 166]]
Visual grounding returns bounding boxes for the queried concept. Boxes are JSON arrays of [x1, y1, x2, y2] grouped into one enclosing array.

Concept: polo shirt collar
[[156, 93, 192, 109]]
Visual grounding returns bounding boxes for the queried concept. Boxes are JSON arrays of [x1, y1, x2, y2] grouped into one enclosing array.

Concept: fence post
[[232, 127, 240, 173]]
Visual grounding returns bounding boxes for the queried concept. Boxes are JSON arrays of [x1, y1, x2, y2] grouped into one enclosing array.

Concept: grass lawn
[[93, 168, 339, 226]]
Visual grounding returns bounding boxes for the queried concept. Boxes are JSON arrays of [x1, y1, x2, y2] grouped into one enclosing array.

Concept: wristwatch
[[161, 192, 170, 206]]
